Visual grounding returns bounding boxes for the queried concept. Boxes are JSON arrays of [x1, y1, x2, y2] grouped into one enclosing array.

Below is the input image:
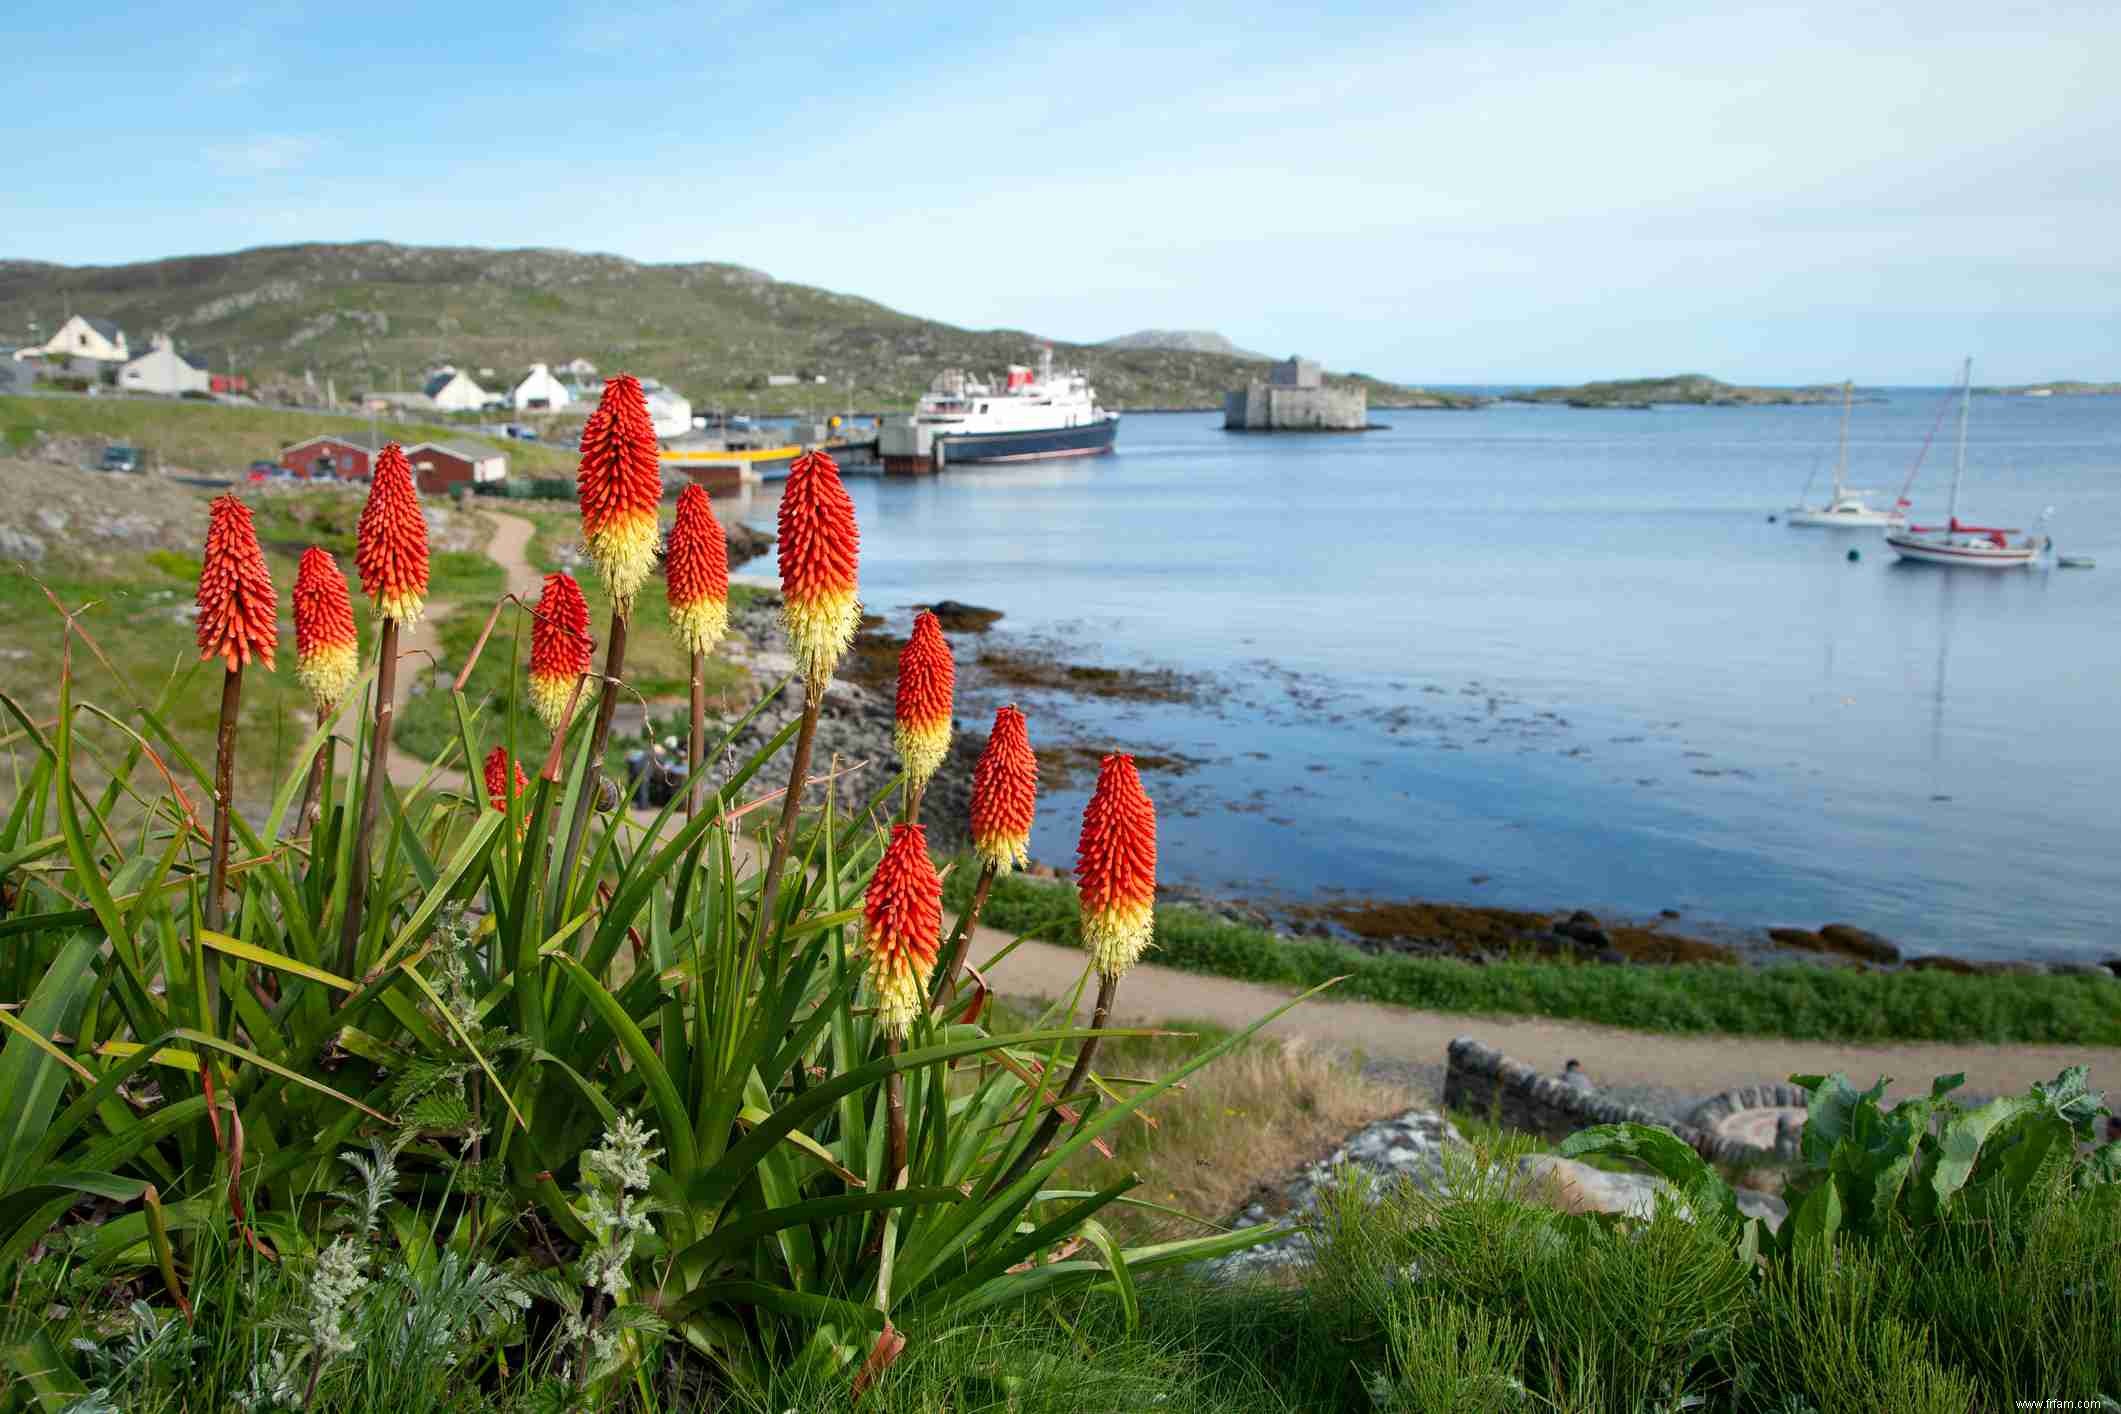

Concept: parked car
[[98, 445, 142, 473], [246, 460, 296, 483]]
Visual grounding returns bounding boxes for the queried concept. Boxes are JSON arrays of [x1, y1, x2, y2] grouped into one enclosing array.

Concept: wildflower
[[194, 494, 278, 671], [1075, 754, 1157, 978], [585, 1113, 661, 1195], [528, 570, 593, 731], [354, 443, 429, 626], [862, 824, 943, 1040], [292, 547, 358, 714], [664, 482, 729, 654], [576, 374, 663, 614], [483, 746, 527, 813], [970, 704, 1037, 873], [891, 611, 955, 792], [775, 447, 860, 688]]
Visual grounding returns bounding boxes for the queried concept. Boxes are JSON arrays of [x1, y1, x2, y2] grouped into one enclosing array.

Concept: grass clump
[[951, 866, 2121, 1045]]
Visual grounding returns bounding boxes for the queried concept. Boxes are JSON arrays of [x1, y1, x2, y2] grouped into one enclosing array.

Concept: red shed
[[404, 440, 508, 495], [279, 434, 381, 482]]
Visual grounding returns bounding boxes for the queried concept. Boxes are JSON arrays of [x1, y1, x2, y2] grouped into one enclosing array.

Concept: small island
[[1507, 374, 1843, 409], [1977, 381, 2121, 398]]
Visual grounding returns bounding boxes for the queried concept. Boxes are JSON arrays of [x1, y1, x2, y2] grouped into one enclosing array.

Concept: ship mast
[[1833, 380, 1851, 499], [1949, 356, 1972, 525]]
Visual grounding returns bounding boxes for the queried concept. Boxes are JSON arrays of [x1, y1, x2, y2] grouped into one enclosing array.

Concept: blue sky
[[8, 0, 2118, 383]]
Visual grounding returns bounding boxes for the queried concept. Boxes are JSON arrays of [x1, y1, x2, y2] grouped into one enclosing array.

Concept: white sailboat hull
[[1785, 505, 1904, 528], [1884, 532, 2038, 568]]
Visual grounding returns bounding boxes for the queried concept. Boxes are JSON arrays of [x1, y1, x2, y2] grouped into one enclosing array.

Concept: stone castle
[[1223, 355, 1368, 431]]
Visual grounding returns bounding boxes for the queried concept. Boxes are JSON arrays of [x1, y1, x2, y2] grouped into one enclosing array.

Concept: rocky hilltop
[[1509, 374, 1840, 409], [1102, 328, 1270, 361], [0, 244, 1449, 414]]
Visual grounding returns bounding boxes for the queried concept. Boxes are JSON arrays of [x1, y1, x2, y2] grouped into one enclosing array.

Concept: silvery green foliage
[[586, 1113, 661, 1194], [233, 1344, 303, 1413], [308, 1237, 370, 1359], [63, 1300, 201, 1409], [330, 1138, 401, 1240]]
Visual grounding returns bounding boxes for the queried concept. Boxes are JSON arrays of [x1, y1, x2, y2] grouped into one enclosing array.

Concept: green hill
[[0, 243, 1466, 414], [1508, 374, 1841, 408]]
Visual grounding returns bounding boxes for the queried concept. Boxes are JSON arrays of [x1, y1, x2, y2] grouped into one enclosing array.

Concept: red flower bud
[[195, 494, 278, 672]]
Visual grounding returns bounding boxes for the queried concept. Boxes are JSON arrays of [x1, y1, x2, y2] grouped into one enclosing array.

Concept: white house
[[118, 334, 212, 397], [560, 357, 598, 377], [37, 315, 129, 363], [423, 366, 491, 412], [510, 363, 572, 411], [639, 378, 693, 440]]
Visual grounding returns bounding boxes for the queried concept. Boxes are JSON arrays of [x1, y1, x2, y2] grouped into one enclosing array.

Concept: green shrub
[[144, 548, 202, 580]]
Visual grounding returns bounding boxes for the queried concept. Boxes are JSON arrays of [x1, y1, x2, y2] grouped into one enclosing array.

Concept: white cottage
[[118, 334, 212, 397], [423, 366, 491, 412], [639, 378, 692, 440], [510, 363, 572, 411], [39, 315, 129, 363]]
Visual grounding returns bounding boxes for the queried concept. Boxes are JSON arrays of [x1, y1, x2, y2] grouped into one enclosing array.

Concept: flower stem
[[751, 675, 824, 950], [558, 610, 629, 896], [685, 649, 705, 822], [337, 617, 398, 979], [885, 1035, 908, 1189], [994, 969, 1120, 1196], [297, 705, 329, 835], [205, 666, 243, 932], [931, 860, 997, 1012]]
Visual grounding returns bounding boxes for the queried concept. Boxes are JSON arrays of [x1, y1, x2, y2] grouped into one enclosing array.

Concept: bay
[[753, 392, 2121, 964]]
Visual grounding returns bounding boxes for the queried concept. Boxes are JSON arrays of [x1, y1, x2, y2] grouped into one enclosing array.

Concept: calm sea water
[[754, 394, 2121, 964]]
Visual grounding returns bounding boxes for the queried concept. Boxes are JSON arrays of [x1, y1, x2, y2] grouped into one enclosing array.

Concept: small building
[[279, 433, 382, 481], [1223, 354, 1367, 432], [118, 334, 212, 397], [764, 373, 799, 388], [639, 378, 691, 440], [37, 315, 129, 364], [560, 357, 598, 377], [405, 440, 508, 494], [423, 366, 490, 412], [0, 357, 32, 395], [510, 363, 572, 411]]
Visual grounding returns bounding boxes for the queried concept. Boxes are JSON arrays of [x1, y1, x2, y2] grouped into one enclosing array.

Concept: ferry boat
[[880, 347, 1118, 475]]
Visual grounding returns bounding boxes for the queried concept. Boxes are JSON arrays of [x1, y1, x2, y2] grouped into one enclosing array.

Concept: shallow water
[[753, 393, 2121, 963]]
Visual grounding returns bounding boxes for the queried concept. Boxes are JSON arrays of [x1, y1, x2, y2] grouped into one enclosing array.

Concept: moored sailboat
[[1886, 359, 2044, 569], [1786, 381, 1906, 528]]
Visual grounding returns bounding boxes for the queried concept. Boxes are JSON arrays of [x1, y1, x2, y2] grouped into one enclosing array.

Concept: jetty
[[1224, 356, 1369, 431]]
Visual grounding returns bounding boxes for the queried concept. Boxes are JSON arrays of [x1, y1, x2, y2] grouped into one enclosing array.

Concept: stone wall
[[1223, 380, 1368, 430], [1442, 1036, 1777, 1168]]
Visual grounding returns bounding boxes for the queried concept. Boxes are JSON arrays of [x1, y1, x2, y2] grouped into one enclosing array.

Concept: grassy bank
[[949, 867, 2121, 1045], [0, 392, 578, 477]]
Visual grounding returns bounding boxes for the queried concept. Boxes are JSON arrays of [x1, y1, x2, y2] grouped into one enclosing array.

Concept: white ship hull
[[1885, 532, 2038, 568], [1785, 504, 1904, 528]]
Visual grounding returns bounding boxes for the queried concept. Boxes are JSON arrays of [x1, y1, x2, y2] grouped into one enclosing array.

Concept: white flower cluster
[[585, 1113, 661, 1194], [307, 1237, 369, 1359]]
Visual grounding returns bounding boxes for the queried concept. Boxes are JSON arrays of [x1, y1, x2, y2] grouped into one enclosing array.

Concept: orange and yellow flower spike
[[1075, 754, 1157, 978], [862, 823, 943, 1040], [292, 547, 358, 714], [970, 704, 1037, 873], [893, 611, 954, 792], [776, 448, 860, 688], [354, 443, 429, 626], [196, 494, 279, 672], [576, 374, 663, 615], [665, 483, 729, 653], [528, 570, 593, 732], [484, 745, 528, 813]]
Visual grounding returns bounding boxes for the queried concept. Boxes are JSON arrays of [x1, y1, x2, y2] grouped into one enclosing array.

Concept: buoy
[[1767, 514, 1778, 523], [1846, 547, 1861, 562]]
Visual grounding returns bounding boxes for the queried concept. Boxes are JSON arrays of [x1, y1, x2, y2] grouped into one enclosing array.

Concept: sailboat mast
[[1949, 356, 1971, 525], [1834, 380, 1852, 498]]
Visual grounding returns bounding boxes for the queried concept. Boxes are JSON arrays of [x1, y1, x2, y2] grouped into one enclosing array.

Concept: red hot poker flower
[[576, 374, 664, 614], [665, 483, 729, 653], [528, 571, 594, 732], [195, 494, 279, 672], [292, 547, 358, 713], [970, 705, 1037, 873], [861, 823, 943, 1040], [893, 611, 955, 791], [776, 448, 860, 687], [484, 745, 528, 813], [355, 443, 429, 625], [1075, 754, 1157, 978]]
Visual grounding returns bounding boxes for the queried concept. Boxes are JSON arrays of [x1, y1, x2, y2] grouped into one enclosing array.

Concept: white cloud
[[204, 135, 315, 175]]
